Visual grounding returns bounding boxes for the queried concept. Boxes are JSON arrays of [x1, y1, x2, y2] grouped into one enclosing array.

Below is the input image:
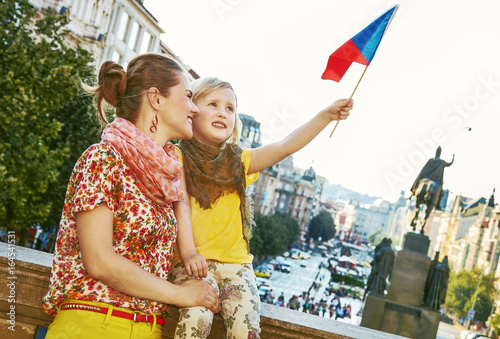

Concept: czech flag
[[321, 5, 399, 82]]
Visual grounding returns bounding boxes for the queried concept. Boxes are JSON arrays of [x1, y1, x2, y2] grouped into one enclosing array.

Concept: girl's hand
[[183, 252, 208, 278], [175, 279, 220, 313], [323, 98, 354, 121]]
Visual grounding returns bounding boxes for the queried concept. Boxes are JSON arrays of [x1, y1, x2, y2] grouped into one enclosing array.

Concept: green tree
[[250, 213, 288, 257], [367, 229, 399, 247], [491, 313, 500, 335], [250, 212, 301, 257], [273, 212, 300, 246], [308, 210, 335, 241], [445, 268, 496, 322], [368, 228, 384, 246], [0, 0, 96, 242]]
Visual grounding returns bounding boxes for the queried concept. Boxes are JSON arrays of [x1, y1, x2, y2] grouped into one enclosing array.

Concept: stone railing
[[0, 242, 406, 339]]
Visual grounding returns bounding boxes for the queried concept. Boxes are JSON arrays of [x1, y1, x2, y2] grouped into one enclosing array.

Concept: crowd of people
[[261, 290, 353, 320]]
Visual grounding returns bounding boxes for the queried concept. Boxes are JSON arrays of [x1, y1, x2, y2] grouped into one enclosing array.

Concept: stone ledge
[[0, 242, 407, 338]]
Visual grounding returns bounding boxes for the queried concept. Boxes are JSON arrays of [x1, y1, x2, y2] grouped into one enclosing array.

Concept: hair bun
[[98, 61, 127, 107]]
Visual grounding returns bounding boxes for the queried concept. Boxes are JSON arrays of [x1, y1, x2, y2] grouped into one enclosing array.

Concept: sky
[[143, 0, 500, 203]]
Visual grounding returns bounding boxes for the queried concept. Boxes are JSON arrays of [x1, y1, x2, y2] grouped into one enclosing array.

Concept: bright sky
[[144, 0, 500, 202]]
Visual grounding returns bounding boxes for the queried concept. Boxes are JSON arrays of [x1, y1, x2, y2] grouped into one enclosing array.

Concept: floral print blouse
[[42, 142, 177, 316]]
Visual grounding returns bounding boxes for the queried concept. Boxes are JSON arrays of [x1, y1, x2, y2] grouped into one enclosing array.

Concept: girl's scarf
[[101, 117, 184, 205], [178, 138, 245, 209], [178, 139, 256, 249]]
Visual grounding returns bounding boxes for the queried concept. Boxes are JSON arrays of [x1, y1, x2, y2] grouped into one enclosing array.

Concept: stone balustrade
[[0, 242, 406, 338]]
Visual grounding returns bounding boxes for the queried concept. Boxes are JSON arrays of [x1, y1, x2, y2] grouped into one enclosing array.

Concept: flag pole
[[329, 65, 369, 138]]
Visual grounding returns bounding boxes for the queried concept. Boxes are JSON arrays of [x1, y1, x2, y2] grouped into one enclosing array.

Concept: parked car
[[290, 249, 302, 260], [466, 334, 488, 339], [254, 266, 272, 278], [255, 277, 268, 288], [280, 263, 291, 273], [301, 251, 311, 260], [269, 260, 280, 270]]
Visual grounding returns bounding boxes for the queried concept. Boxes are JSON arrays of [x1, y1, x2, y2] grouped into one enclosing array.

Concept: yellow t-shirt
[[172, 147, 258, 266]]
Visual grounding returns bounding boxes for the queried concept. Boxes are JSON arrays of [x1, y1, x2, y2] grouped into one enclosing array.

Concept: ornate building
[[239, 114, 327, 233], [30, 0, 197, 78]]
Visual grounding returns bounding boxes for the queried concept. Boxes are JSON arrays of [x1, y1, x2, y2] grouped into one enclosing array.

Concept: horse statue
[[409, 147, 454, 233]]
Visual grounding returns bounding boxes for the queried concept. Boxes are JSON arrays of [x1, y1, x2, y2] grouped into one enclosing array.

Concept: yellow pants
[[45, 299, 163, 339]]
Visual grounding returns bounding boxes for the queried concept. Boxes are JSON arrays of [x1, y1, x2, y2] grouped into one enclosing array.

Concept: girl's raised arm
[[247, 98, 353, 175]]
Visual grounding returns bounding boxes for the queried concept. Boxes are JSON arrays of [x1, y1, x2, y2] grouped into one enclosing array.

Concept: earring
[[150, 114, 158, 133]]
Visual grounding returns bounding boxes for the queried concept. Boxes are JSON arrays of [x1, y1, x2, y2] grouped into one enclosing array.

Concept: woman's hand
[[175, 279, 221, 314]]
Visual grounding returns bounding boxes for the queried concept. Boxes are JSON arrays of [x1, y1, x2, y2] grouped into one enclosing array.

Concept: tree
[[308, 210, 336, 241], [445, 268, 496, 322], [250, 213, 288, 257], [367, 228, 385, 247], [273, 212, 300, 246], [367, 229, 399, 247], [491, 313, 500, 335], [0, 0, 97, 241], [250, 212, 301, 258]]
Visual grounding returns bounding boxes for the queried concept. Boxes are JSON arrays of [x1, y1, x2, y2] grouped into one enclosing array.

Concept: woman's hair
[[191, 77, 242, 145], [83, 53, 183, 125]]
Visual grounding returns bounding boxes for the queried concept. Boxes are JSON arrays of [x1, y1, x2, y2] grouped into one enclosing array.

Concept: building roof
[[462, 197, 487, 217], [302, 166, 316, 182]]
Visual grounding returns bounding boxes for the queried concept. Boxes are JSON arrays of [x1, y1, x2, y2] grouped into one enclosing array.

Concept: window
[[111, 50, 122, 64], [116, 11, 130, 41], [139, 31, 152, 53], [128, 21, 140, 50]]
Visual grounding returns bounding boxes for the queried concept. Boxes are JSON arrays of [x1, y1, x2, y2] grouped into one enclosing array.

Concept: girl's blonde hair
[[191, 77, 242, 145]]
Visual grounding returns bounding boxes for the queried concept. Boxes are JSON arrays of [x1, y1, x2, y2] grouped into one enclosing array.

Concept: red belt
[[60, 303, 165, 325]]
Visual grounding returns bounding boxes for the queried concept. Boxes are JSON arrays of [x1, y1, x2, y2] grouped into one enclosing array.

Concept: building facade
[[30, 0, 197, 78]]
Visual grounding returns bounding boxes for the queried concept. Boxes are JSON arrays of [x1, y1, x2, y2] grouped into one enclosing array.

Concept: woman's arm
[[247, 99, 353, 175], [76, 203, 219, 312], [172, 169, 208, 278]]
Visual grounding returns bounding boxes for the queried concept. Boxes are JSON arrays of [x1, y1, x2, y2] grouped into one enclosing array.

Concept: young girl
[[168, 77, 353, 338]]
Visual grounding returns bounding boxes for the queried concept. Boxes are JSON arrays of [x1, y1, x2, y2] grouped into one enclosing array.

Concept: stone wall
[[0, 243, 405, 339]]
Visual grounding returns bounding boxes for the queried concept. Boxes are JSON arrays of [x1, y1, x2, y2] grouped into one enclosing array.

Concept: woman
[[42, 53, 220, 338]]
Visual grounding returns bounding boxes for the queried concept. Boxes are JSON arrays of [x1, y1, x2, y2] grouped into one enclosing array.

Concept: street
[[260, 251, 466, 338], [436, 322, 461, 339]]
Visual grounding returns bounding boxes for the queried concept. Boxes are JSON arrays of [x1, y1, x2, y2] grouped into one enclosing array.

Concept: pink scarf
[[101, 117, 184, 205]]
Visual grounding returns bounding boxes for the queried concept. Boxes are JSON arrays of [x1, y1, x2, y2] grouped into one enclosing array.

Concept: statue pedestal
[[402, 231, 430, 255], [361, 232, 440, 339], [386, 249, 430, 307]]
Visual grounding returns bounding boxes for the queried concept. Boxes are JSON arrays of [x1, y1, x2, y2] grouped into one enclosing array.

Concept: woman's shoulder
[[79, 142, 122, 161], [73, 142, 125, 175]]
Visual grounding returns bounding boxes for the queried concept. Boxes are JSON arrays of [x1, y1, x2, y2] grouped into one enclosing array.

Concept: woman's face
[[192, 88, 236, 147], [158, 72, 199, 140]]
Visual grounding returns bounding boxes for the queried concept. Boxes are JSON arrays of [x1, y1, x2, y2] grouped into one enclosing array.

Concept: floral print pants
[[168, 261, 261, 339]]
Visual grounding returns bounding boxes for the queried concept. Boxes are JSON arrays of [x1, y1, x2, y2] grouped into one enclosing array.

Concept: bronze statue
[[423, 256, 450, 310], [424, 251, 440, 298], [409, 146, 454, 233], [364, 238, 395, 300]]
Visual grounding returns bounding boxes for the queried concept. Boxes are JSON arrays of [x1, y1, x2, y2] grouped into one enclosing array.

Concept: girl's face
[[192, 88, 236, 147]]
